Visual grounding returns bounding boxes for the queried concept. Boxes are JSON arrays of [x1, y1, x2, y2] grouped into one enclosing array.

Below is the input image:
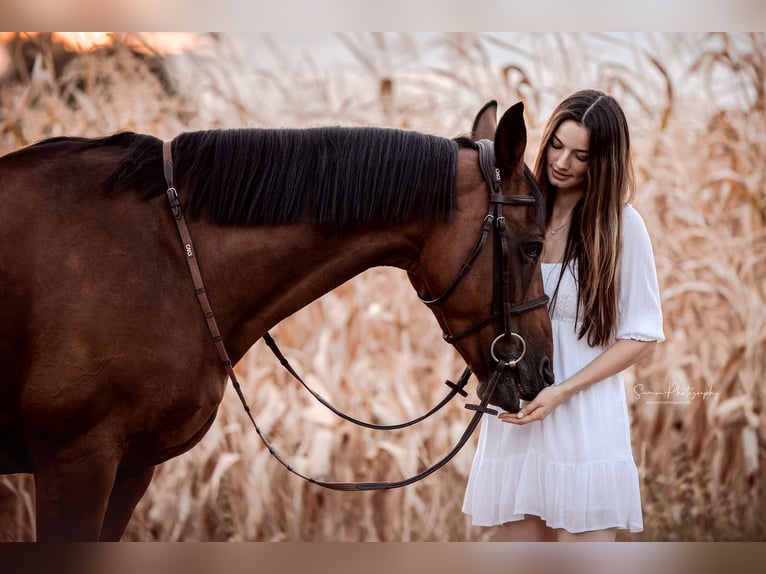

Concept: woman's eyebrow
[[552, 134, 589, 154]]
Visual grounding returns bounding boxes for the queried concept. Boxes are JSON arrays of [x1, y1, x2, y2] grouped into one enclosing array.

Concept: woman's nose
[[554, 150, 570, 169]]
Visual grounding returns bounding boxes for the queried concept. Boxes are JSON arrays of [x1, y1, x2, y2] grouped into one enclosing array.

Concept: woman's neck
[[551, 189, 583, 226]]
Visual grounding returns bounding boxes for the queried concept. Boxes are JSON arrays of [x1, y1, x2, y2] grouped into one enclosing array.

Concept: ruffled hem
[[462, 450, 643, 533]]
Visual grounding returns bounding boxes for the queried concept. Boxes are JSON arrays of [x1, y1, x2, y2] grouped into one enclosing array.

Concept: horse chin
[[477, 369, 521, 414], [514, 359, 553, 404], [496, 392, 522, 414]]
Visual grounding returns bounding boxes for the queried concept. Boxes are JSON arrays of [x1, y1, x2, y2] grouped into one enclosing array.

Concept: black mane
[[103, 127, 461, 227]]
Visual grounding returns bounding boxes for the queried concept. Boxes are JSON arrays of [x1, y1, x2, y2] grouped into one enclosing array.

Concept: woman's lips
[[550, 167, 569, 181]]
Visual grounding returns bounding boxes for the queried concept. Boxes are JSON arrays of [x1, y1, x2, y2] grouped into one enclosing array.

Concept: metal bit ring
[[490, 332, 527, 368]]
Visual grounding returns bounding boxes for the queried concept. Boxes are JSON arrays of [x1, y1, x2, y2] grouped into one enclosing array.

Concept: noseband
[[419, 139, 549, 371]]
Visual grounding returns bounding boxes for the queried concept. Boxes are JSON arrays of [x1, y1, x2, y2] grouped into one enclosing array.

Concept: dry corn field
[[0, 32, 764, 541]]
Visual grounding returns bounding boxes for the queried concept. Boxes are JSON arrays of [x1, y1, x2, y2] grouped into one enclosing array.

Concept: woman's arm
[[499, 338, 656, 424]]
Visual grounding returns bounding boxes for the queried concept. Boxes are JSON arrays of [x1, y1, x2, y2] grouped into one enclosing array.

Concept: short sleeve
[[616, 204, 665, 342]]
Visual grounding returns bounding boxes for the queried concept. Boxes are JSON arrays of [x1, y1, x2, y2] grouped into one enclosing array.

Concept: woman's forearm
[[557, 338, 657, 401]]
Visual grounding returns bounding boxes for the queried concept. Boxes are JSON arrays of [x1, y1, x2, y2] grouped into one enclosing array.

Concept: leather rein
[[161, 138, 547, 491]]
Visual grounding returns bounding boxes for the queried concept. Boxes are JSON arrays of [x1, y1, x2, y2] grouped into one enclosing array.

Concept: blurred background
[[0, 32, 763, 541]]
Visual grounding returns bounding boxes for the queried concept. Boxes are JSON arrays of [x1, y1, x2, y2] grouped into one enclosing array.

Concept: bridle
[[161, 137, 547, 491], [418, 139, 549, 369]]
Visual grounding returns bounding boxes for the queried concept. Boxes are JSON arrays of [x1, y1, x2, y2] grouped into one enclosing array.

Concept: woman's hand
[[498, 384, 569, 425]]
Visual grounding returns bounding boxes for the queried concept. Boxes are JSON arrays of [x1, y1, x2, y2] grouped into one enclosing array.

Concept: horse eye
[[523, 242, 543, 260]]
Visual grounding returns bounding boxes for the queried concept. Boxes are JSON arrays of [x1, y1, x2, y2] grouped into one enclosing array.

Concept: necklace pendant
[[551, 229, 556, 235]]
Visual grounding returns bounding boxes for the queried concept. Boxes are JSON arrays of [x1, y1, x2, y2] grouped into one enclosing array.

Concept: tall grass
[[0, 32, 763, 541]]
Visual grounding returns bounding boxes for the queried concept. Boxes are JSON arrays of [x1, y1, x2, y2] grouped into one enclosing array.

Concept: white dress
[[462, 204, 665, 533]]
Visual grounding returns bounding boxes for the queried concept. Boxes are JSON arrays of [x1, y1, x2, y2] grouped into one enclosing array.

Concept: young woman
[[462, 90, 664, 541]]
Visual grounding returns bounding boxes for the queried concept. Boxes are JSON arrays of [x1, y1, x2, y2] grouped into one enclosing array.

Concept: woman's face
[[546, 119, 590, 193]]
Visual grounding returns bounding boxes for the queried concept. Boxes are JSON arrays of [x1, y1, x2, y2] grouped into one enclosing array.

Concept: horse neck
[[190, 221, 423, 361]]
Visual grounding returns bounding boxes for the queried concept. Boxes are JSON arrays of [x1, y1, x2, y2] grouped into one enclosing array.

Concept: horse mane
[[101, 127, 461, 227]]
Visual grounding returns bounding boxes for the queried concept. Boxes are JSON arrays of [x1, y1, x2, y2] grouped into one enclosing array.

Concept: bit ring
[[490, 332, 526, 368]]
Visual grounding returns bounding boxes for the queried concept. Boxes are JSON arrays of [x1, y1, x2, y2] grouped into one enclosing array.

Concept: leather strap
[[417, 213, 494, 306], [489, 193, 537, 205], [163, 141, 235, 373], [263, 333, 470, 430]]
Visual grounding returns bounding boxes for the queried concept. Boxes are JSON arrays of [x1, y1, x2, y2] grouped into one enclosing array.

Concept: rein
[[262, 332, 471, 431], [161, 138, 544, 491]]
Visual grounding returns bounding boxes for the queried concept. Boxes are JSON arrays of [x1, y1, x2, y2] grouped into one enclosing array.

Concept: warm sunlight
[[0, 32, 199, 54], [53, 32, 114, 50], [0, 33, 200, 76]]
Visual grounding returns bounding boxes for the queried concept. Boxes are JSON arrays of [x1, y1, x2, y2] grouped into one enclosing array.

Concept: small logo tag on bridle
[[185, 244, 193, 258]]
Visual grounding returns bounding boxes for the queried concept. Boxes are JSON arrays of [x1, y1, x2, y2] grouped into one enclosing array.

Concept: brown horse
[[0, 101, 553, 540]]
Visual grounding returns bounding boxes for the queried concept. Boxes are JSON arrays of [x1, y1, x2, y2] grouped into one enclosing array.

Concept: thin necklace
[[548, 221, 570, 236]]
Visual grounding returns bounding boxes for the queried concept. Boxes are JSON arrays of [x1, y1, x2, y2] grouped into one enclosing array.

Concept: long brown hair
[[533, 89, 635, 347]]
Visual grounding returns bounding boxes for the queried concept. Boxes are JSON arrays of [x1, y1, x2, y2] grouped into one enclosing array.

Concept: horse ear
[[471, 100, 498, 141], [494, 101, 527, 178]]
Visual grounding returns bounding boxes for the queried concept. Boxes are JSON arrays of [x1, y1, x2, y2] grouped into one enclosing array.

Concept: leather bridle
[[161, 137, 547, 491], [419, 139, 549, 364]]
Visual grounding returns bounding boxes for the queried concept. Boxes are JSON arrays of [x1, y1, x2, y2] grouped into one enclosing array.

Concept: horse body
[[0, 103, 552, 540]]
